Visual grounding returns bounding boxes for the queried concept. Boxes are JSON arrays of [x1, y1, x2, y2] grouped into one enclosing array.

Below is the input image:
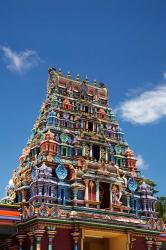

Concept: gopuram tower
[[0, 68, 165, 250]]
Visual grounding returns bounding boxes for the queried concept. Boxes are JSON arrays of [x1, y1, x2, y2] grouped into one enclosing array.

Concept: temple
[[0, 68, 165, 250]]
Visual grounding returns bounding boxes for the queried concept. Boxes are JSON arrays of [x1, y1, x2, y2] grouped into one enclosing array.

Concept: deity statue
[[47, 67, 58, 90], [47, 152, 54, 162], [7, 187, 16, 203], [31, 166, 39, 181], [12, 169, 17, 186], [112, 184, 122, 206], [68, 164, 77, 180]]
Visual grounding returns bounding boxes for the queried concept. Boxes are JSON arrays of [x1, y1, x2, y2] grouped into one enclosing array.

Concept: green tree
[[144, 178, 158, 194], [156, 197, 166, 223]]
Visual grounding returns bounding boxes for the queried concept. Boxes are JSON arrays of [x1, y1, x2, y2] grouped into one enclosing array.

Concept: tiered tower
[[2, 68, 164, 250]]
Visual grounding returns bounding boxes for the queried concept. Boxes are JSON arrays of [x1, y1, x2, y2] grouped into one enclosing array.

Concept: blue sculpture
[[128, 178, 138, 192], [56, 164, 68, 180]]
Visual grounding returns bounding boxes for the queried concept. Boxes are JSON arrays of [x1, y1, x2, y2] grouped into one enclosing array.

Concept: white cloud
[[136, 154, 149, 170], [117, 85, 166, 124], [1, 46, 41, 73], [8, 179, 13, 187]]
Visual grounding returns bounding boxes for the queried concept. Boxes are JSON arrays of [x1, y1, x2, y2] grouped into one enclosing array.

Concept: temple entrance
[[92, 145, 100, 161], [84, 237, 109, 250], [99, 182, 110, 209], [83, 229, 129, 250]]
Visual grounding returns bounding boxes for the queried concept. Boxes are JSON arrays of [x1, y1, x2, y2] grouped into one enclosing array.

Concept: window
[[117, 158, 121, 167], [88, 122, 93, 131], [100, 182, 110, 209], [92, 145, 100, 161], [65, 121, 68, 128], [62, 147, 67, 156], [85, 106, 89, 113], [49, 187, 52, 196], [134, 200, 137, 210], [42, 187, 44, 196]]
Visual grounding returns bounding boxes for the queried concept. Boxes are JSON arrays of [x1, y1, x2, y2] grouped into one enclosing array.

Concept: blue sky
[[0, 0, 166, 197]]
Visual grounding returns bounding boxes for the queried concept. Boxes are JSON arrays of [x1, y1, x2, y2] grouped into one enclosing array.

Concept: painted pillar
[[38, 184, 42, 196], [145, 239, 153, 250], [90, 143, 93, 159], [99, 146, 101, 160], [127, 195, 130, 207], [129, 234, 136, 250], [17, 235, 26, 250], [143, 199, 147, 211], [86, 121, 88, 130], [82, 143, 86, 157], [34, 230, 45, 250], [96, 180, 100, 209], [51, 186, 54, 197], [36, 237, 42, 250], [27, 232, 34, 250], [75, 148, 78, 156], [62, 187, 66, 205], [47, 231, 56, 250], [105, 148, 108, 162], [80, 119, 83, 129], [155, 242, 162, 250], [148, 200, 150, 211], [73, 189, 78, 206], [45, 184, 48, 196], [109, 183, 112, 210], [96, 123, 99, 133], [6, 239, 12, 250], [84, 180, 89, 207], [71, 231, 80, 250], [93, 122, 96, 132]]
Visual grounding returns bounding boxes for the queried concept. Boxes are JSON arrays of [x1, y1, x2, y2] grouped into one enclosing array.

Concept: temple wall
[[53, 228, 74, 250], [132, 236, 147, 250]]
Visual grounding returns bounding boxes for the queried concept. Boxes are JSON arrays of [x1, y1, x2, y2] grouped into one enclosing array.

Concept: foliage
[[143, 178, 159, 193], [156, 196, 166, 223]]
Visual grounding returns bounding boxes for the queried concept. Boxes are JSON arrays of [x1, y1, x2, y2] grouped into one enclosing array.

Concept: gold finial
[[76, 74, 80, 81], [93, 79, 97, 86], [58, 68, 62, 76], [67, 71, 71, 79]]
